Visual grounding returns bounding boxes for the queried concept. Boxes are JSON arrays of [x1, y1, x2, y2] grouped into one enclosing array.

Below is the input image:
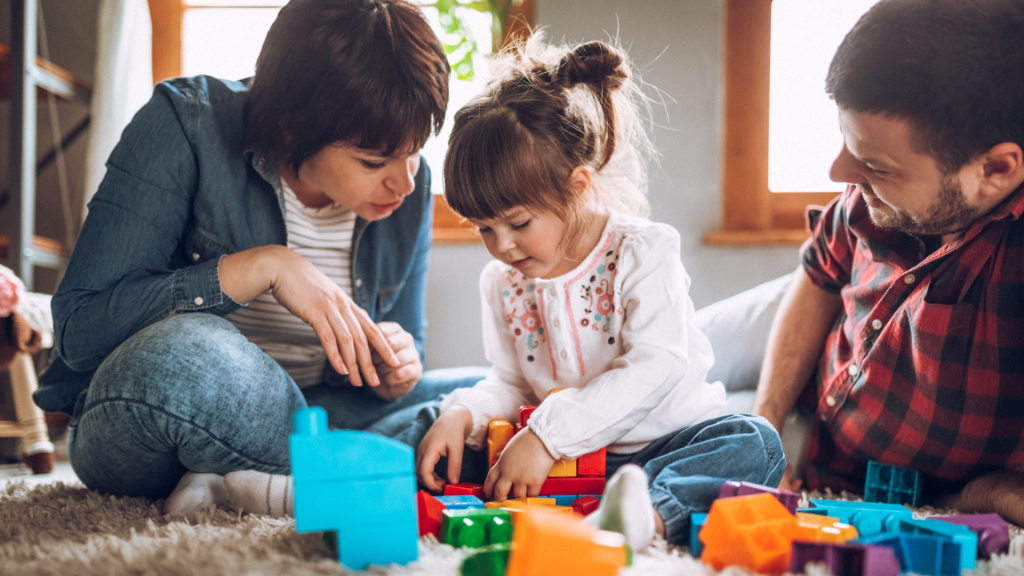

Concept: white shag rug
[[3, 479, 1024, 576]]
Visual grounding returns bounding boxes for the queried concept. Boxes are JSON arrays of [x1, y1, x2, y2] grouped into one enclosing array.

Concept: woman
[[37, 0, 483, 509]]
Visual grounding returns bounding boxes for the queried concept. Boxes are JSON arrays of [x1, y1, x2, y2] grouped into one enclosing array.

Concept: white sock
[[224, 470, 293, 517], [583, 464, 656, 552], [164, 472, 230, 516]]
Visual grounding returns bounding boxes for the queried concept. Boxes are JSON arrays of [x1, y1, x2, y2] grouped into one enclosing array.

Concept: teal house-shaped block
[[290, 407, 418, 569]]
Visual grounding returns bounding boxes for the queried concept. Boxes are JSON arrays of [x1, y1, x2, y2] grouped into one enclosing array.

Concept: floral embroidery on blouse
[[578, 247, 623, 340], [502, 268, 545, 361]]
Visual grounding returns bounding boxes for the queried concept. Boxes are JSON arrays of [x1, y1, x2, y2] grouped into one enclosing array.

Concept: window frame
[[704, 0, 839, 246], [147, 0, 536, 244]]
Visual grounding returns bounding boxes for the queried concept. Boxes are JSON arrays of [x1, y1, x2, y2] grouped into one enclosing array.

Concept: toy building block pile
[[690, 460, 1011, 576]]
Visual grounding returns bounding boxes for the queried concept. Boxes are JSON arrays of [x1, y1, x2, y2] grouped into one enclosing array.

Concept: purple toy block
[[790, 541, 901, 576], [934, 514, 1010, 559], [718, 480, 800, 514]]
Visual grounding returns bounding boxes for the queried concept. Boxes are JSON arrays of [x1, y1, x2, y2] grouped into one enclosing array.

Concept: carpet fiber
[[3, 479, 1024, 576]]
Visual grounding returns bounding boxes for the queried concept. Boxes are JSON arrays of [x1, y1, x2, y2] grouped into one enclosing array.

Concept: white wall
[[424, 0, 802, 370]]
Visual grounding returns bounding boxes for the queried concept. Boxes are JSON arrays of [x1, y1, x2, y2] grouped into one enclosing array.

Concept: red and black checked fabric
[[798, 184, 1024, 497]]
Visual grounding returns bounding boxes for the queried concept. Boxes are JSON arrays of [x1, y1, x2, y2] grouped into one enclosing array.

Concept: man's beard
[[866, 178, 980, 236]]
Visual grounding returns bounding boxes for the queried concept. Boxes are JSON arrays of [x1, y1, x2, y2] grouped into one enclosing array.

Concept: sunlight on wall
[[768, 0, 877, 193]]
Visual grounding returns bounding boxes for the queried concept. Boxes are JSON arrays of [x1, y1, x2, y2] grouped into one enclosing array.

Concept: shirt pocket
[[182, 224, 231, 265], [376, 283, 405, 316], [903, 300, 976, 392]]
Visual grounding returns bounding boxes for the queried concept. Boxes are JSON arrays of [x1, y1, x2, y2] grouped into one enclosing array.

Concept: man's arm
[[751, 267, 843, 435], [941, 470, 1024, 526]]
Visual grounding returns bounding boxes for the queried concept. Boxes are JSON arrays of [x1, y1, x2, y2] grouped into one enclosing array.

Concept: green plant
[[433, 0, 514, 80]]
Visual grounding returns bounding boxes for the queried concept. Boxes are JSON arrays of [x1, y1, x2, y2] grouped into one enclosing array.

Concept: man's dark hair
[[826, 0, 1024, 172], [246, 0, 450, 173]]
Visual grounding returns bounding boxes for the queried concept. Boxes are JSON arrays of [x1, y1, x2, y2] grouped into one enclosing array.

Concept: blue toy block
[[437, 495, 486, 510], [898, 518, 977, 571], [800, 499, 913, 536], [290, 407, 418, 570], [552, 494, 578, 506], [864, 461, 923, 507], [690, 513, 708, 558], [854, 533, 961, 576]]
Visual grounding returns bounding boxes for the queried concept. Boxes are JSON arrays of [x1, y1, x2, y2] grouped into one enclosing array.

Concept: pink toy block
[[719, 480, 800, 514]]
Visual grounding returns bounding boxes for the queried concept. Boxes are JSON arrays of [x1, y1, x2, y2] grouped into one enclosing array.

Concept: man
[[751, 0, 1024, 525]]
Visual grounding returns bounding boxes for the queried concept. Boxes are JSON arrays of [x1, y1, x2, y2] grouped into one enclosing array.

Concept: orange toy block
[[506, 508, 627, 576], [487, 497, 557, 509], [573, 496, 601, 516], [487, 420, 514, 468], [795, 512, 859, 544], [444, 483, 486, 499], [417, 490, 446, 538], [577, 448, 606, 476], [701, 493, 800, 574], [548, 458, 577, 477]]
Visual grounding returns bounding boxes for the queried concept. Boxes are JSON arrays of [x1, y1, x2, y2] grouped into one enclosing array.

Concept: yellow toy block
[[487, 420, 515, 467], [548, 458, 577, 477], [506, 508, 626, 576], [795, 512, 859, 544]]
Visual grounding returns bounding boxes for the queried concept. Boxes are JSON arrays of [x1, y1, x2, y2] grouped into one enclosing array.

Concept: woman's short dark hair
[[246, 0, 450, 173], [826, 0, 1024, 173]]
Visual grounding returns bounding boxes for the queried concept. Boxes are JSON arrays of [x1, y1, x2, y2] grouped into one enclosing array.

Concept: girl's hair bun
[[555, 41, 628, 91]]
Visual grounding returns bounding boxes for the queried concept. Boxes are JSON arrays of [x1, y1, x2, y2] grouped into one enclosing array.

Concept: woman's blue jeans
[[66, 313, 486, 500]]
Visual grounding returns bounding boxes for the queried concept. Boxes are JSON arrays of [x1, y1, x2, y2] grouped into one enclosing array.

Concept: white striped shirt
[[225, 183, 357, 388]]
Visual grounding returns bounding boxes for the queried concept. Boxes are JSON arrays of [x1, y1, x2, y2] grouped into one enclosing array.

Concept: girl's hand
[[484, 428, 556, 501], [219, 246, 400, 387], [416, 406, 473, 492], [371, 322, 423, 401]]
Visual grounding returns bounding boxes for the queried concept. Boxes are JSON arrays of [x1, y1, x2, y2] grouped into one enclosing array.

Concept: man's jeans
[[66, 313, 486, 499]]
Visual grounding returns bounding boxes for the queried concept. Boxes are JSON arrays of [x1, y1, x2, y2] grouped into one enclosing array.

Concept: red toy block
[[573, 496, 601, 516], [519, 406, 537, 429], [444, 483, 486, 499], [578, 448, 606, 476], [701, 493, 800, 574], [538, 476, 606, 496], [417, 490, 446, 538]]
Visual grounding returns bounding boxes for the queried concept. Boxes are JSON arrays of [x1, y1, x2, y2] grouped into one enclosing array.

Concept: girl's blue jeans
[[365, 401, 787, 547], [66, 313, 486, 500]]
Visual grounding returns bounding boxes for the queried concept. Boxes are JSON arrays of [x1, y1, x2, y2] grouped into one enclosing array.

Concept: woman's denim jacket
[[36, 76, 434, 414]]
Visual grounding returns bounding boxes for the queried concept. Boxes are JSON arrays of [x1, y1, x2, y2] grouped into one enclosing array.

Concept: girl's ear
[[569, 166, 594, 200]]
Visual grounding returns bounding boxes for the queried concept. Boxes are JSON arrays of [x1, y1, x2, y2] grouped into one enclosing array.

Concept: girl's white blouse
[[441, 212, 727, 459]]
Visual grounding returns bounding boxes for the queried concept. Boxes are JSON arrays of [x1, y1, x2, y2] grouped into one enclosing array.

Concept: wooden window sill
[[703, 229, 809, 246]]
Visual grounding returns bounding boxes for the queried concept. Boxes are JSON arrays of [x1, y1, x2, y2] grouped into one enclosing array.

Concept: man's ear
[[977, 142, 1024, 200], [569, 166, 593, 200]]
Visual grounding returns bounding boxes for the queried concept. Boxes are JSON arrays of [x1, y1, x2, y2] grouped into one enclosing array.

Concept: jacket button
[[355, 278, 362, 288], [871, 319, 883, 330], [904, 274, 916, 284], [826, 396, 836, 407], [193, 296, 204, 306], [191, 252, 200, 262], [848, 364, 859, 377]]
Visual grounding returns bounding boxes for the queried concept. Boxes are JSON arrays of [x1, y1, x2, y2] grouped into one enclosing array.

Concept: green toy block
[[461, 543, 511, 576], [441, 508, 514, 548]]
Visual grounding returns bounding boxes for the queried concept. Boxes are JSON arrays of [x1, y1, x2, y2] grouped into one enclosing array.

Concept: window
[[706, 0, 872, 246], [147, 0, 535, 243]]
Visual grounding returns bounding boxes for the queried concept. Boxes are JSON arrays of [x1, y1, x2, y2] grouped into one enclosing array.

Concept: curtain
[[82, 0, 153, 211]]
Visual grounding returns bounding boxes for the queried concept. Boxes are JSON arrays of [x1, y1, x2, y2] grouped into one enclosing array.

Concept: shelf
[[0, 42, 92, 103]]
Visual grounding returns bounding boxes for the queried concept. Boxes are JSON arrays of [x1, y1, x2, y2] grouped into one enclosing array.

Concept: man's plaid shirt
[[799, 184, 1024, 497]]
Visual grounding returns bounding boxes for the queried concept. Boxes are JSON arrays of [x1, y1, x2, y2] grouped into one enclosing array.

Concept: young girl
[[415, 37, 787, 551]]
